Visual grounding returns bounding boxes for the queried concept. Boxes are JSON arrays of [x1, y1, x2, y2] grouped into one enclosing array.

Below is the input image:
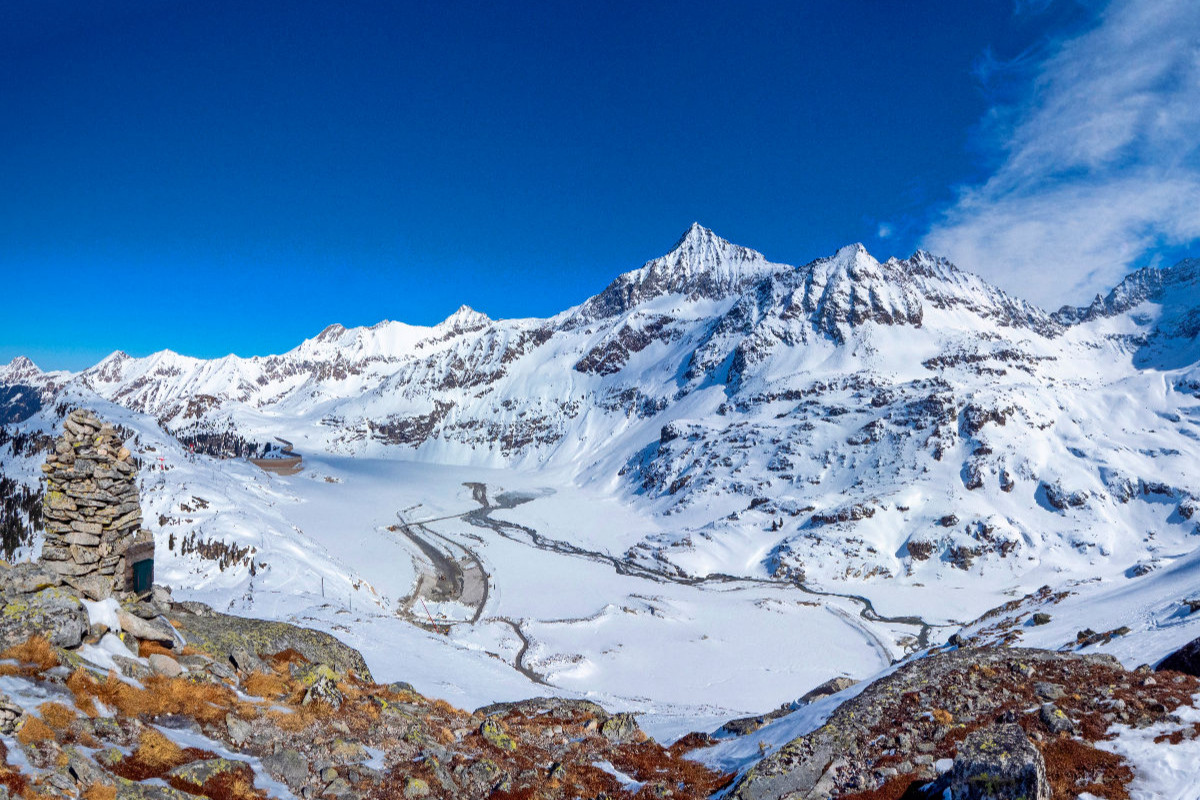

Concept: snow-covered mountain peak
[[314, 323, 347, 343], [579, 224, 789, 319], [0, 356, 42, 383], [437, 304, 491, 333], [1055, 256, 1200, 332]]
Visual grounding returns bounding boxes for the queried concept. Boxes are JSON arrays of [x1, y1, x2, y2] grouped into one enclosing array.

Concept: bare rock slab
[[949, 724, 1049, 800]]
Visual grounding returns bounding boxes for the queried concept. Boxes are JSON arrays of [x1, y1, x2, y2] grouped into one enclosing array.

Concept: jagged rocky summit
[[39, 408, 154, 599]]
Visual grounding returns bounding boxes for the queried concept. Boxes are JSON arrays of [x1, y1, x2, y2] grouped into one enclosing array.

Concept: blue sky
[[2, 1, 1197, 370]]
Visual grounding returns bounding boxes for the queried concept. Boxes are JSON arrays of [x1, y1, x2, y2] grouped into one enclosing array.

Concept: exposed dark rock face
[[1156, 635, 1200, 676]]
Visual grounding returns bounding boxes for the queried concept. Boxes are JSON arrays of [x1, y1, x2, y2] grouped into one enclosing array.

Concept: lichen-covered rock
[[261, 748, 309, 789], [302, 672, 345, 709], [167, 757, 255, 793], [600, 712, 645, 743], [170, 603, 372, 681], [117, 610, 176, 644], [730, 648, 1137, 800], [949, 724, 1049, 800], [0, 584, 88, 649], [480, 718, 517, 751]]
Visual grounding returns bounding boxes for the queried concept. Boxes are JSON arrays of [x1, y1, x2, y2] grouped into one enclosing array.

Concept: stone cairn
[[39, 409, 154, 599]]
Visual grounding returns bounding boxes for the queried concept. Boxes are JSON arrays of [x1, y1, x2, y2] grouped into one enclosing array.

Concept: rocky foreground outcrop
[[0, 561, 729, 800], [1, 549, 1199, 800], [731, 646, 1200, 800]]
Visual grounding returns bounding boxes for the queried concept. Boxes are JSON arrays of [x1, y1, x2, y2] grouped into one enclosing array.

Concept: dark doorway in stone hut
[[132, 558, 154, 595], [125, 535, 156, 596]]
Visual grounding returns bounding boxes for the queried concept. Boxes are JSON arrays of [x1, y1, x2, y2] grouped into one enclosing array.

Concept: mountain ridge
[[3, 225, 1200, 590]]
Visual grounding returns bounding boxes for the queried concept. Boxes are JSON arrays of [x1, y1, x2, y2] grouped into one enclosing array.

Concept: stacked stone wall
[[39, 409, 152, 597]]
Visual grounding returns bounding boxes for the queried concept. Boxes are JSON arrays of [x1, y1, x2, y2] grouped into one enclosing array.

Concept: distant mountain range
[[4, 223, 1200, 587]]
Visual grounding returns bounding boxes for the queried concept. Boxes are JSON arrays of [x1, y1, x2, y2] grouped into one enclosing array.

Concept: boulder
[[0, 586, 88, 650], [170, 603, 372, 680], [0, 695, 25, 734], [600, 712, 644, 743], [148, 653, 183, 677], [117, 610, 176, 644], [798, 676, 859, 704], [1, 562, 62, 594], [1157, 636, 1200, 676], [262, 749, 309, 788], [949, 724, 1049, 800]]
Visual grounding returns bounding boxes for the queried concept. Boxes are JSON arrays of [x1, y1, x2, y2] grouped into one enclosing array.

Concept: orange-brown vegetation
[[1042, 737, 1132, 800], [66, 669, 241, 726], [15, 716, 54, 746], [170, 764, 264, 800], [241, 670, 288, 700], [36, 702, 76, 731], [1, 636, 59, 670], [82, 784, 117, 800]]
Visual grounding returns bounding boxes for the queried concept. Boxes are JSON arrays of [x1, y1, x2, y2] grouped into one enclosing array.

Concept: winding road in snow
[[460, 482, 939, 652], [392, 481, 941, 688]]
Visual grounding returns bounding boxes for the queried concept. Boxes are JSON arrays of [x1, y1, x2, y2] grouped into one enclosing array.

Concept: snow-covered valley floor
[[141, 447, 1200, 745]]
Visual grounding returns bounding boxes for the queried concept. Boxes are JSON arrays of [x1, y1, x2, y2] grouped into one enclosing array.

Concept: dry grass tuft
[[137, 640, 176, 659], [109, 728, 216, 782], [265, 703, 327, 733], [66, 668, 239, 726], [1, 635, 59, 670], [266, 648, 308, 667], [609, 741, 734, 798], [430, 698, 459, 714], [37, 702, 76, 731], [15, 716, 55, 746], [242, 671, 289, 700], [134, 729, 185, 772], [82, 784, 117, 800]]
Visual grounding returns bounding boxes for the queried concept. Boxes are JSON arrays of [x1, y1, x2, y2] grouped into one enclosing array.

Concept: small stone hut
[[40, 409, 154, 599]]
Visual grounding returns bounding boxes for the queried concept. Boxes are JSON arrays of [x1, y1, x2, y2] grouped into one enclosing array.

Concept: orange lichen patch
[[1, 636, 59, 670], [37, 702, 76, 731], [241, 671, 288, 700], [15, 716, 55, 746], [82, 784, 117, 800], [1041, 737, 1132, 800]]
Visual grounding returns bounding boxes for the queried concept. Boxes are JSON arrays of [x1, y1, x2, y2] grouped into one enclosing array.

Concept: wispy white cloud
[[923, 0, 1200, 309]]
